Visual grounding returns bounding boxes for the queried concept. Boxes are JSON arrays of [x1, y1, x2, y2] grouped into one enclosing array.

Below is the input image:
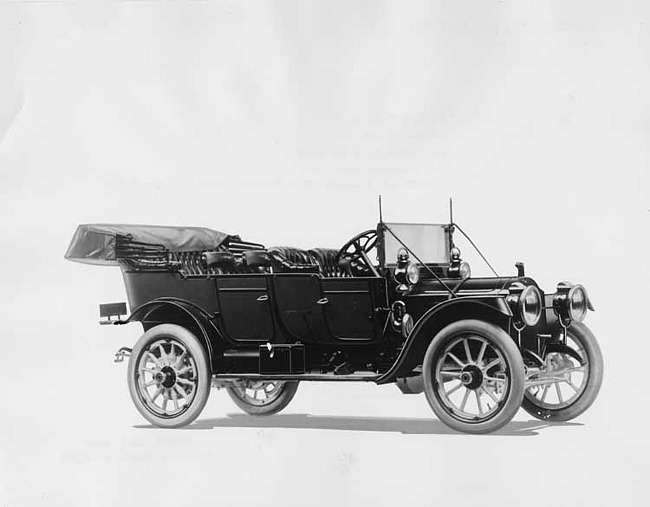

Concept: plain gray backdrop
[[1, 1, 648, 506]]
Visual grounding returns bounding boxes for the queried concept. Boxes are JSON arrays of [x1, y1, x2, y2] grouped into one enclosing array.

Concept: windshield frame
[[377, 222, 453, 269]]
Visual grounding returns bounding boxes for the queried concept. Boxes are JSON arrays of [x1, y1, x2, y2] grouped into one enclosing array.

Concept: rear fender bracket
[[114, 347, 132, 363]]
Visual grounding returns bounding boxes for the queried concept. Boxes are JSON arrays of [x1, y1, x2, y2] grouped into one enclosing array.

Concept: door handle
[[257, 294, 269, 302], [317, 297, 329, 305]]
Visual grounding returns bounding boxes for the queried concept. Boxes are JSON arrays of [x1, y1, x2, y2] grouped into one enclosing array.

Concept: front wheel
[[226, 380, 299, 416], [127, 324, 211, 428], [522, 322, 603, 421], [423, 320, 526, 434]]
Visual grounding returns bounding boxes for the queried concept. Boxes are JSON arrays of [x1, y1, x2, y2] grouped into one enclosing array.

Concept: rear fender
[[127, 298, 223, 370], [377, 297, 512, 385]]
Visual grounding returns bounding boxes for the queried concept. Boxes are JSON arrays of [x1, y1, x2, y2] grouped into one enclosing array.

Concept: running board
[[222, 350, 259, 358], [213, 373, 380, 382]]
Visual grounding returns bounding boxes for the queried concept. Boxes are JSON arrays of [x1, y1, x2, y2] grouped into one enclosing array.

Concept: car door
[[318, 277, 388, 342], [271, 273, 321, 342], [215, 275, 275, 342]]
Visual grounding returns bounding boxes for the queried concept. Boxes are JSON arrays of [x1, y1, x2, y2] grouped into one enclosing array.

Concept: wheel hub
[[460, 365, 484, 390], [156, 366, 177, 388]]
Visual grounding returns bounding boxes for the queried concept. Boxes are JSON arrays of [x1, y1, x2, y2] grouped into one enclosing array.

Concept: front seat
[[268, 247, 320, 273], [308, 248, 348, 277]]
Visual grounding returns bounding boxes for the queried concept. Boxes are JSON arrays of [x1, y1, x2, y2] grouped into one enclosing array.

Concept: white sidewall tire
[[521, 322, 603, 422], [226, 381, 299, 416], [423, 319, 525, 434], [127, 324, 211, 428]]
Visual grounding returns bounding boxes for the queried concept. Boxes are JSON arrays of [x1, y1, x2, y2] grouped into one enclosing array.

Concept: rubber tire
[[226, 381, 299, 416], [521, 322, 603, 422], [127, 324, 211, 428], [423, 319, 526, 434]]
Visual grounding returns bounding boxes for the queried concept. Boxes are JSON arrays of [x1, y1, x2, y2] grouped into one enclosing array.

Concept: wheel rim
[[134, 338, 198, 418], [525, 332, 589, 410], [231, 381, 286, 406], [434, 334, 511, 423]]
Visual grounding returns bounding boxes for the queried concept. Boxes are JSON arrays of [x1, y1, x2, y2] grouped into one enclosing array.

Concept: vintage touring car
[[65, 212, 603, 434]]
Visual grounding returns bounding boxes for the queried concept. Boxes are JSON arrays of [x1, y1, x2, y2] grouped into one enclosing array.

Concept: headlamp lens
[[521, 286, 542, 326], [569, 285, 588, 323], [406, 263, 420, 284]]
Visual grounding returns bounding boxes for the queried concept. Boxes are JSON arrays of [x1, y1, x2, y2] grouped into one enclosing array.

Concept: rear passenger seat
[[172, 245, 349, 277]]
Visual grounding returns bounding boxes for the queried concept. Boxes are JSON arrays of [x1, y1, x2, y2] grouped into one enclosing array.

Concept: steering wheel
[[336, 229, 379, 276]]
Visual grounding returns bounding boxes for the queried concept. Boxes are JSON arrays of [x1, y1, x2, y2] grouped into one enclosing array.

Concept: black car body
[[66, 216, 603, 433]]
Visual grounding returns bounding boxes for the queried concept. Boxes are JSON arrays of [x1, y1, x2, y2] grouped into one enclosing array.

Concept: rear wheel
[[226, 380, 299, 416], [127, 324, 211, 428], [423, 320, 525, 434], [522, 323, 603, 421]]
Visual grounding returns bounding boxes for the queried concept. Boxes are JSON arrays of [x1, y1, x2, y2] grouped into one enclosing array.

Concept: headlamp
[[507, 283, 542, 327], [554, 282, 590, 325]]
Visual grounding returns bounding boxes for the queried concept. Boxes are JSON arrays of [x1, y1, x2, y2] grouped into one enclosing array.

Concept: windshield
[[383, 223, 450, 264]]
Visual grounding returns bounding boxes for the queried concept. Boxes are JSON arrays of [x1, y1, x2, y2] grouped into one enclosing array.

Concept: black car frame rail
[[66, 216, 603, 434]]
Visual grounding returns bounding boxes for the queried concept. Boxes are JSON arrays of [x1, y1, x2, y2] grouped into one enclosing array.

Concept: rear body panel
[[122, 269, 389, 348]]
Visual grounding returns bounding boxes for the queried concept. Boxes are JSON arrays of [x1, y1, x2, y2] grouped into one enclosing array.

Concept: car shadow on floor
[[135, 414, 582, 436]]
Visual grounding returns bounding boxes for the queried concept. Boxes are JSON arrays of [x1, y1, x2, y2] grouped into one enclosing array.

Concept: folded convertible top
[[65, 224, 230, 266]]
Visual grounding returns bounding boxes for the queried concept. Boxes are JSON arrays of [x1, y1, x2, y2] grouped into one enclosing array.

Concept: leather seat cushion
[[268, 246, 319, 273], [268, 246, 346, 277], [308, 248, 347, 277], [268, 246, 313, 265]]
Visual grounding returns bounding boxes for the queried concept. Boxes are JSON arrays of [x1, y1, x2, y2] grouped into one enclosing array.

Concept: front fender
[[376, 296, 512, 385]]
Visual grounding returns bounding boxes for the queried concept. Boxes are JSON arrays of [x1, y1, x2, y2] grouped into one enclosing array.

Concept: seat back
[[268, 247, 319, 273], [268, 246, 348, 277], [308, 248, 348, 277]]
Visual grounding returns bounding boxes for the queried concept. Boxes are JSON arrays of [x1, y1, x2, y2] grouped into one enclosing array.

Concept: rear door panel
[[216, 275, 274, 342]]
